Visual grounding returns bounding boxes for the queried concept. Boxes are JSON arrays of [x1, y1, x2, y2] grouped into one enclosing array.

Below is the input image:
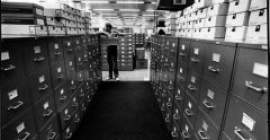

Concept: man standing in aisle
[[100, 23, 119, 81]]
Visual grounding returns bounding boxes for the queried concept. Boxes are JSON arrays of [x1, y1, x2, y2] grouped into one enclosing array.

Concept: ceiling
[[82, 0, 164, 27]]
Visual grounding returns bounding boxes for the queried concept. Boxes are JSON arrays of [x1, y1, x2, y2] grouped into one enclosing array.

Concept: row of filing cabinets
[[1, 35, 102, 140], [149, 35, 268, 140]]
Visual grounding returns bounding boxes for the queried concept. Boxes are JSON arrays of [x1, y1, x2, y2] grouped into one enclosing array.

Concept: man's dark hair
[[106, 23, 112, 30]]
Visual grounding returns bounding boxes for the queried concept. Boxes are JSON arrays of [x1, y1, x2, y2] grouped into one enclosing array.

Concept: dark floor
[[71, 81, 172, 140]]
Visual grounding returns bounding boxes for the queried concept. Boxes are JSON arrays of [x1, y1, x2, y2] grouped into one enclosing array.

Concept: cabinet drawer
[[194, 108, 219, 140], [1, 40, 25, 85], [182, 93, 198, 126], [189, 41, 206, 75], [58, 101, 75, 130], [223, 96, 268, 140], [63, 37, 75, 56], [180, 115, 197, 140], [29, 72, 52, 101], [185, 71, 202, 102], [65, 57, 76, 73], [176, 64, 188, 90], [2, 108, 38, 140], [51, 62, 66, 88], [70, 93, 80, 112], [232, 44, 268, 113], [33, 94, 56, 131], [24, 38, 50, 75], [66, 79, 78, 95], [199, 80, 227, 129], [203, 42, 236, 92], [48, 38, 64, 62], [39, 115, 61, 140], [54, 85, 69, 109], [62, 122, 75, 140], [1, 85, 30, 125]]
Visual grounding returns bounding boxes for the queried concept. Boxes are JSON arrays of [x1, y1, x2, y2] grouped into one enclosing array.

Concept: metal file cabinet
[[58, 101, 75, 131], [1, 108, 38, 140], [180, 114, 197, 140], [188, 40, 207, 75], [231, 43, 268, 113], [47, 37, 64, 63], [222, 96, 268, 140], [33, 94, 56, 132], [54, 84, 69, 109], [185, 71, 202, 102], [182, 93, 199, 128], [50, 60, 66, 89], [203, 41, 237, 92]]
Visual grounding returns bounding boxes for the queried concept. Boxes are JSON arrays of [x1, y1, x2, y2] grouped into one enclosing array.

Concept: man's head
[[105, 23, 112, 33]]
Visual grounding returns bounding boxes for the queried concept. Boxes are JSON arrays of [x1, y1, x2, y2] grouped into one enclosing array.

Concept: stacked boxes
[[165, 12, 177, 35], [135, 33, 145, 45], [118, 35, 135, 71]]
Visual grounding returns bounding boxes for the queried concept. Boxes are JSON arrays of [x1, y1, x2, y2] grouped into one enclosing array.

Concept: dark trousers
[[107, 45, 118, 79]]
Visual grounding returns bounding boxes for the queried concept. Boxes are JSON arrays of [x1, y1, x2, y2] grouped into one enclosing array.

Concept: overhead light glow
[[120, 9, 140, 12], [94, 9, 114, 11], [146, 9, 155, 12], [85, 1, 109, 4], [117, 1, 144, 4]]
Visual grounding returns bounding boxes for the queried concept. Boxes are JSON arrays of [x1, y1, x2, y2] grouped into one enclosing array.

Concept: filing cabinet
[[39, 115, 61, 140], [186, 71, 202, 102], [199, 81, 227, 129], [222, 96, 268, 140], [51, 62, 66, 88], [188, 40, 206, 75], [54, 85, 69, 109], [58, 101, 75, 130], [1, 108, 38, 140], [231, 43, 268, 113], [228, 0, 252, 14], [203, 41, 237, 92], [33, 94, 56, 132], [47, 37, 64, 63], [194, 108, 219, 140], [180, 115, 196, 140]]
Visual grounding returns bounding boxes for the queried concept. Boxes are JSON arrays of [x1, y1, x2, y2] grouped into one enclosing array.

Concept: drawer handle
[[173, 114, 180, 120], [184, 108, 194, 117], [57, 75, 64, 79], [171, 130, 179, 138], [175, 95, 183, 101], [43, 109, 53, 117], [245, 81, 268, 93], [72, 103, 79, 107], [67, 48, 73, 52], [197, 129, 209, 140], [33, 56, 45, 62], [234, 127, 251, 140], [178, 75, 185, 81], [71, 86, 76, 90], [74, 118, 80, 123], [64, 114, 71, 121], [191, 57, 200, 63], [181, 130, 191, 139], [54, 52, 62, 56], [80, 93, 85, 97], [202, 99, 215, 110], [65, 132, 73, 139], [1, 64, 16, 71], [8, 100, 24, 111], [208, 66, 220, 73], [47, 131, 56, 140], [179, 52, 186, 57], [166, 102, 172, 108], [188, 84, 197, 91], [39, 84, 49, 91], [59, 95, 67, 101], [18, 131, 31, 140]]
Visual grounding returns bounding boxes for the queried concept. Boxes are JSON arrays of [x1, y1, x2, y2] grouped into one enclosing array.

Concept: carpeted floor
[[71, 81, 172, 140]]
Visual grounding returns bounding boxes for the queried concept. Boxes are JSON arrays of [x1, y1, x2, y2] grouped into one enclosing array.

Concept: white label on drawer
[[212, 53, 221, 63], [242, 113, 256, 131], [43, 102, 49, 109], [64, 109, 69, 114], [179, 67, 183, 73], [78, 57, 81, 61], [66, 127, 70, 133], [60, 89, 64, 95], [8, 89, 18, 100], [172, 43, 176, 47], [34, 46, 41, 54], [71, 80, 74, 85], [73, 97, 77, 102], [16, 122, 25, 134], [54, 44, 59, 49], [177, 89, 181, 94], [194, 48, 199, 55], [69, 61, 73, 66], [188, 101, 192, 109], [181, 45, 186, 50], [207, 89, 215, 99], [39, 75, 45, 83], [252, 63, 268, 78], [1, 51, 10, 61], [202, 120, 208, 131], [67, 42, 71, 46], [191, 76, 196, 83], [57, 67, 62, 73], [185, 124, 189, 131]]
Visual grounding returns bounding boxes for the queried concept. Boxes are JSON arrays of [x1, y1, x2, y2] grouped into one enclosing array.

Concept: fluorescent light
[[94, 9, 114, 11], [117, 1, 144, 4], [146, 9, 155, 12], [85, 1, 109, 4], [120, 9, 140, 12]]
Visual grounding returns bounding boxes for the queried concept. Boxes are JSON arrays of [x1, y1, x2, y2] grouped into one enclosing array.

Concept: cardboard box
[[1, 24, 48, 37], [204, 16, 226, 27], [226, 12, 250, 27], [195, 0, 212, 9], [245, 24, 267, 44], [197, 8, 208, 19], [207, 3, 229, 16], [249, 9, 267, 25], [201, 27, 225, 39], [48, 25, 65, 35], [225, 26, 247, 42], [249, 0, 267, 11], [212, 0, 229, 4], [228, 0, 252, 14]]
